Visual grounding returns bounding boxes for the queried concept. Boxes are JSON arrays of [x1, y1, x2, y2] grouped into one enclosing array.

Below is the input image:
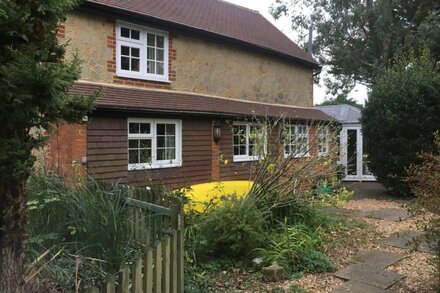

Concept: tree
[[0, 0, 96, 290], [317, 94, 362, 108], [362, 50, 440, 196], [271, 0, 440, 95]]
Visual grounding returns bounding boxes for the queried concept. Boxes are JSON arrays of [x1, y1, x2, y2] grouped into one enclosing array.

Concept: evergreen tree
[[271, 0, 440, 95], [0, 0, 96, 290], [362, 50, 440, 196], [317, 94, 362, 108]]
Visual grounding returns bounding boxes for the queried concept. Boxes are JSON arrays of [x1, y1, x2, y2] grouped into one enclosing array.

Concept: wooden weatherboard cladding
[[87, 113, 214, 188]]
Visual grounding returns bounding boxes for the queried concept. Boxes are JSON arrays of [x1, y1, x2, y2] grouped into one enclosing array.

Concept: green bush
[[186, 195, 268, 260], [407, 132, 440, 290], [362, 50, 440, 195], [254, 222, 333, 274]]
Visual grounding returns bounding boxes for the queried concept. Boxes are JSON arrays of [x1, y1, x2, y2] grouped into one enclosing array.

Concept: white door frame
[[340, 125, 376, 181]]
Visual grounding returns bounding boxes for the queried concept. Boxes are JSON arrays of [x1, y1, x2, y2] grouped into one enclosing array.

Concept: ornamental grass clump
[[25, 171, 141, 291]]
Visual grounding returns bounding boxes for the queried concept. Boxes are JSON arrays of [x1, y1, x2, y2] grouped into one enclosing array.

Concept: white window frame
[[116, 21, 169, 82], [284, 124, 310, 158], [232, 122, 266, 162], [317, 127, 329, 156], [128, 118, 181, 170]]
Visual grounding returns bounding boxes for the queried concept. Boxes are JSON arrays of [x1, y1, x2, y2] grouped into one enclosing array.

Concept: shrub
[[186, 195, 268, 260], [254, 222, 333, 274], [407, 132, 440, 289], [362, 50, 440, 195]]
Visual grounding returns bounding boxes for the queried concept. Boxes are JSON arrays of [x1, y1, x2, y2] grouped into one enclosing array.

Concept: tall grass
[[26, 171, 139, 291]]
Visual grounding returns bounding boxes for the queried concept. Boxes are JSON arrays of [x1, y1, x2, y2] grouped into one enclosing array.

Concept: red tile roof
[[73, 82, 333, 121], [83, 0, 319, 68]]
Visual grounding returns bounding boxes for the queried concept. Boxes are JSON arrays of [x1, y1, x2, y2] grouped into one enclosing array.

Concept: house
[[317, 104, 376, 181], [45, 0, 334, 188]]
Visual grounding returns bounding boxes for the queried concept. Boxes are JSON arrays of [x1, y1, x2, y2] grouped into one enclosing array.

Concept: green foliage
[[362, 50, 440, 195], [254, 221, 333, 274], [26, 171, 141, 290], [317, 94, 362, 108], [186, 195, 268, 260], [407, 132, 440, 290], [0, 0, 97, 181], [271, 0, 440, 95]]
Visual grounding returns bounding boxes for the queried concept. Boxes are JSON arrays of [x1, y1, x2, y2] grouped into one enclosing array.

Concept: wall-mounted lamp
[[213, 121, 222, 143]]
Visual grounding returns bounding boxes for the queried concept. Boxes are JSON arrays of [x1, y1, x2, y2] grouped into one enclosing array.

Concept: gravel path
[[294, 197, 437, 293]]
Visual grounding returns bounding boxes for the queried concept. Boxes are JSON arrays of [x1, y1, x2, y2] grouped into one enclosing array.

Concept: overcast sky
[[224, 0, 368, 105]]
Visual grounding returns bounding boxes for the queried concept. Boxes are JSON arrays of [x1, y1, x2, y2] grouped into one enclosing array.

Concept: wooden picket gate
[[86, 187, 185, 293]]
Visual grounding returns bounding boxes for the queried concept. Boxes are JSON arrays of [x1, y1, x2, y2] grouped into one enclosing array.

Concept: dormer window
[[116, 21, 169, 82]]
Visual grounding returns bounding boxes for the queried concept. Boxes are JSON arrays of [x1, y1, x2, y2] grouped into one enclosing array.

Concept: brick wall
[[46, 123, 87, 178]]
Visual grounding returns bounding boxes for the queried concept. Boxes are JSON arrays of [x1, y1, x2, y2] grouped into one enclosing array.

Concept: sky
[[223, 0, 369, 105]]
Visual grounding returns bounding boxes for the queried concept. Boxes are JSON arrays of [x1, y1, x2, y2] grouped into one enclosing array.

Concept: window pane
[[147, 47, 155, 60], [129, 123, 139, 134], [121, 46, 130, 56], [157, 36, 164, 48], [157, 136, 165, 148], [131, 47, 140, 58], [131, 29, 140, 40], [156, 49, 164, 61], [139, 139, 151, 149], [147, 33, 155, 46], [157, 148, 165, 160], [166, 124, 175, 135], [157, 124, 166, 135], [121, 56, 130, 70], [129, 150, 139, 164], [239, 145, 246, 155], [166, 136, 175, 148], [140, 123, 150, 134], [129, 139, 139, 149], [166, 148, 175, 160], [140, 148, 152, 163], [131, 58, 140, 72], [157, 62, 164, 75], [121, 27, 130, 38], [147, 61, 155, 74]]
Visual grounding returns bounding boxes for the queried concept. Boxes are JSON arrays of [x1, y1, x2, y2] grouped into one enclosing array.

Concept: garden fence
[[86, 186, 185, 293]]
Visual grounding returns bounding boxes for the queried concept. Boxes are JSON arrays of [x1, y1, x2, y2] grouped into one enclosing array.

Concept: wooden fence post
[[154, 241, 162, 293], [144, 248, 153, 293]]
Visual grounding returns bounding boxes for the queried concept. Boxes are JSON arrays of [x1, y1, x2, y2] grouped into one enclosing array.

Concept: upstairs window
[[285, 124, 309, 157], [232, 122, 266, 162], [116, 22, 169, 82], [128, 118, 181, 170]]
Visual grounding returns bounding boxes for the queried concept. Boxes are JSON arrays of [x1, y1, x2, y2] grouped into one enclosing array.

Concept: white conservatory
[[318, 104, 376, 181]]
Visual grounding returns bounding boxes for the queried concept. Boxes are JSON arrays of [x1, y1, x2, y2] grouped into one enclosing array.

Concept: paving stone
[[332, 281, 387, 293], [364, 208, 411, 221], [380, 230, 433, 253], [322, 207, 365, 217], [352, 250, 405, 269], [334, 263, 405, 289]]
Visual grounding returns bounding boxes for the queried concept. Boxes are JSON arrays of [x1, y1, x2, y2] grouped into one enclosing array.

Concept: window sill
[[116, 72, 170, 83], [233, 156, 260, 163], [128, 162, 181, 170], [284, 153, 311, 159]]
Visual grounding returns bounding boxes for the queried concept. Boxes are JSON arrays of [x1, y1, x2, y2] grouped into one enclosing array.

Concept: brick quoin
[[57, 23, 66, 38], [46, 123, 87, 178]]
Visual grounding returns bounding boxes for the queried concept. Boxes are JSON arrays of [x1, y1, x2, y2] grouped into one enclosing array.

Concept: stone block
[[334, 263, 405, 289], [261, 262, 285, 282]]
